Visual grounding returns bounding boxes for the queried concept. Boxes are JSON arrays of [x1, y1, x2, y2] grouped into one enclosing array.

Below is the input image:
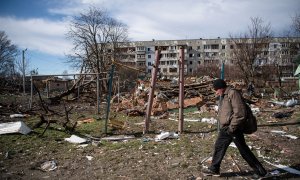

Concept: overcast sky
[[0, 0, 299, 75]]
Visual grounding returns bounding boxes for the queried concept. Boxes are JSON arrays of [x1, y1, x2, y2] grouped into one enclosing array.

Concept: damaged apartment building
[[113, 37, 300, 79]]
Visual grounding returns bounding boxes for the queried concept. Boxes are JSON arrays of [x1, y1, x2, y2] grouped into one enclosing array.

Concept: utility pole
[[22, 48, 27, 95]]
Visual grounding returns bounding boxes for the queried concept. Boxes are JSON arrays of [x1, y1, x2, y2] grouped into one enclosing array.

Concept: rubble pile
[[113, 76, 218, 116]]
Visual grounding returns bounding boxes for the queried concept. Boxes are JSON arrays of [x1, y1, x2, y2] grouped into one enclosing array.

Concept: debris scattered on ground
[[40, 160, 57, 172], [201, 117, 217, 124], [269, 99, 299, 107], [272, 111, 293, 118], [101, 135, 135, 141], [64, 135, 87, 144], [86, 156, 93, 160], [264, 160, 300, 175], [0, 121, 31, 135], [77, 118, 95, 125], [270, 130, 298, 139], [155, 131, 179, 141], [9, 114, 30, 118]]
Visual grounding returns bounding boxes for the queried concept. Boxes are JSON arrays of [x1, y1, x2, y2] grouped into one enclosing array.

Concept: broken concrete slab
[[0, 121, 31, 135]]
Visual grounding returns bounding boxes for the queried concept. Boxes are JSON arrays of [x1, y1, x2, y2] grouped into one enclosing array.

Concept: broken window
[[204, 45, 210, 49], [170, 46, 176, 50], [212, 52, 218, 56], [137, 54, 145, 58], [211, 44, 219, 49], [169, 68, 177, 73], [137, 46, 145, 51]]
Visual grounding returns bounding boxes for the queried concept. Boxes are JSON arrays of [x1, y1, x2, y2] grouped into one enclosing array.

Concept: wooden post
[[104, 65, 115, 134], [144, 49, 161, 134], [178, 46, 184, 133]]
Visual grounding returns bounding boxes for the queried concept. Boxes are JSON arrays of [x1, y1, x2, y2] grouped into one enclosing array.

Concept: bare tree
[[66, 7, 128, 75], [0, 31, 18, 77], [196, 62, 220, 78], [229, 17, 272, 84], [15, 55, 30, 76]]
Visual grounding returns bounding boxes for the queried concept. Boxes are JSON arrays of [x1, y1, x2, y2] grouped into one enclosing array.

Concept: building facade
[[116, 37, 300, 78]]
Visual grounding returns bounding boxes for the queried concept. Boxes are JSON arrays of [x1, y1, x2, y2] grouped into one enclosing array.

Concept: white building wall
[[146, 46, 155, 74]]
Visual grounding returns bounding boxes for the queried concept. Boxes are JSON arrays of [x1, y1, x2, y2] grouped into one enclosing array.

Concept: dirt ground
[[0, 92, 300, 180]]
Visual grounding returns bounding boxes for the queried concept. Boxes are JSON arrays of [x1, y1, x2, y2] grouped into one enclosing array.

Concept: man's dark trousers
[[209, 129, 267, 176]]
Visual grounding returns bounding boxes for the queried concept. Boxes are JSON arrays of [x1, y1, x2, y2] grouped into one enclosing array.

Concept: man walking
[[202, 79, 267, 179]]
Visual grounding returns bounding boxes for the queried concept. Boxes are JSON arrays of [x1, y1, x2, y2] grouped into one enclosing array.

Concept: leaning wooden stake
[[144, 49, 161, 134]]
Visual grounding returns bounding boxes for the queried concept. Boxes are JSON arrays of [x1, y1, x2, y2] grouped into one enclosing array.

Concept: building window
[[137, 54, 145, 58], [170, 46, 176, 50], [189, 61, 193, 64], [148, 69, 151, 73], [163, 68, 167, 72], [148, 62, 151, 66], [197, 46, 201, 49], [189, 54, 193, 57], [148, 48, 151, 51], [281, 50, 289, 55], [222, 45, 225, 49], [189, 68, 192, 73], [198, 61, 201, 64], [169, 68, 177, 73], [282, 43, 289, 48], [204, 45, 210, 49], [197, 53, 201, 57], [230, 45, 234, 49], [211, 44, 219, 49], [137, 46, 145, 51], [148, 55, 151, 58]]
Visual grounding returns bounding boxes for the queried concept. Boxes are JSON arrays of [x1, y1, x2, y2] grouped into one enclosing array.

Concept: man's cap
[[213, 79, 227, 90]]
